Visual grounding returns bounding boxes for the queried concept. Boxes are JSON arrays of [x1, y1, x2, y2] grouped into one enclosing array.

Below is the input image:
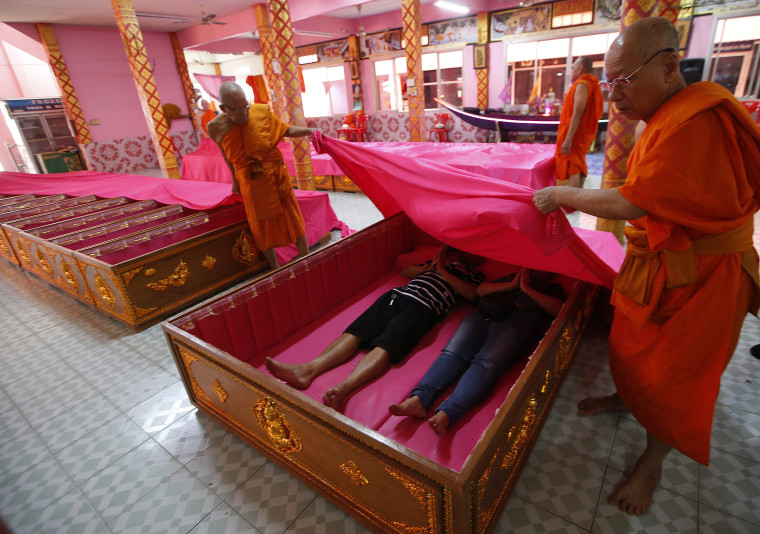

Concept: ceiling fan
[[357, 4, 367, 37], [198, 4, 226, 25]]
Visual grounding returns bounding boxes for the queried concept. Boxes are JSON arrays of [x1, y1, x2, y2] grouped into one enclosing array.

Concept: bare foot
[[265, 357, 312, 389], [577, 393, 627, 416], [323, 386, 348, 409], [388, 396, 427, 418], [428, 411, 449, 435], [608, 455, 662, 515]]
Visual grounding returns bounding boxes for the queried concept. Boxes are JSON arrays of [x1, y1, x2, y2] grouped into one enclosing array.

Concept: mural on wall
[[316, 40, 350, 62], [428, 17, 478, 45], [595, 0, 622, 23], [359, 30, 402, 58], [491, 6, 551, 40]]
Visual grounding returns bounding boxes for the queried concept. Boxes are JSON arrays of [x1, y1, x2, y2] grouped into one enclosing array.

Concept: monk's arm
[[533, 186, 646, 220], [284, 125, 318, 138], [207, 120, 239, 194], [562, 84, 588, 154]]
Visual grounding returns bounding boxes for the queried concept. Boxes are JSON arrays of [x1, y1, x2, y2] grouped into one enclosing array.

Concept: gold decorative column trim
[[267, 0, 316, 190], [111, 0, 180, 179], [402, 0, 425, 142], [36, 23, 93, 146], [476, 12, 490, 110], [254, 4, 285, 119], [169, 32, 197, 134]]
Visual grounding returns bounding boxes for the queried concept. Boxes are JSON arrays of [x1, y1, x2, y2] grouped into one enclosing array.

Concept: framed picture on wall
[[350, 60, 360, 80], [473, 43, 488, 69], [676, 18, 692, 50]]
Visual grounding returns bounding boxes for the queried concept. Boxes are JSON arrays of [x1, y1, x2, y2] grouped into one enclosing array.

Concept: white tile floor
[[2, 157, 760, 533]]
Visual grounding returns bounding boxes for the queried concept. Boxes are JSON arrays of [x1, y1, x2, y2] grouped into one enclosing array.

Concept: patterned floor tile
[[711, 403, 760, 464], [699, 449, 760, 525], [226, 461, 318, 534], [512, 442, 607, 529], [54, 413, 150, 484], [607, 417, 699, 500], [492, 494, 588, 534], [592, 466, 698, 534], [0, 409, 55, 486], [106, 467, 222, 534], [80, 439, 185, 522], [19, 487, 107, 534], [88, 356, 179, 413], [718, 349, 760, 416], [126, 380, 195, 435], [0, 335, 68, 386], [184, 431, 268, 500], [699, 503, 760, 534], [189, 502, 260, 534], [36, 392, 123, 452], [285, 495, 373, 534], [153, 409, 231, 464], [0, 455, 77, 532], [14, 372, 101, 428]]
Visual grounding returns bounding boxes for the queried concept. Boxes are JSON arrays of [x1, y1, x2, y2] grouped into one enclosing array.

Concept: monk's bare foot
[[578, 393, 626, 416], [265, 357, 312, 389], [428, 411, 450, 435], [388, 396, 427, 418], [608, 454, 662, 515], [323, 386, 348, 409]]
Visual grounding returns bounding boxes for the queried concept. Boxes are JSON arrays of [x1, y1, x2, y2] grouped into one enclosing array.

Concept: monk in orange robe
[[555, 56, 604, 188], [533, 17, 760, 516], [208, 82, 316, 270], [194, 100, 217, 139]]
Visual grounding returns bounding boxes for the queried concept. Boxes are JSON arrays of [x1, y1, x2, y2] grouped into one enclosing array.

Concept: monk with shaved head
[[534, 17, 760, 515], [208, 81, 317, 270], [555, 55, 604, 188]]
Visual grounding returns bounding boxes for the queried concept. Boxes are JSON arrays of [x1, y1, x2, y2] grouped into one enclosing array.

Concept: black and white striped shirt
[[393, 265, 484, 317]]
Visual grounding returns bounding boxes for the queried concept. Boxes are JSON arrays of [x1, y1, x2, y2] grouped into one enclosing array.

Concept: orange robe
[[220, 104, 306, 251], [612, 82, 760, 465], [555, 73, 604, 183], [200, 109, 216, 137]]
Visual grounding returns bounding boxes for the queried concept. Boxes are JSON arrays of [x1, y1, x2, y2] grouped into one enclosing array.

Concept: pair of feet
[[388, 396, 450, 435], [264, 357, 350, 409]]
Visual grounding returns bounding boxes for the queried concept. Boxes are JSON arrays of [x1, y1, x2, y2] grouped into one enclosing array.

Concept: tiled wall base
[[82, 130, 200, 174]]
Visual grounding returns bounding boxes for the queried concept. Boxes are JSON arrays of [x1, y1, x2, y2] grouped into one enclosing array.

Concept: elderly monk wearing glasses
[[555, 55, 604, 189], [534, 17, 760, 516], [208, 81, 317, 270]]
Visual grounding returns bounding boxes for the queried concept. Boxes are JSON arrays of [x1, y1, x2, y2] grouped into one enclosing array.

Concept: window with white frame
[[373, 50, 463, 112], [301, 66, 349, 118]]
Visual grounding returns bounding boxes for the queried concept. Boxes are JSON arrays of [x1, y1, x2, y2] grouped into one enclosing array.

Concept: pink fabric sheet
[[312, 132, 624, 288], [0, 170, 351, 265]]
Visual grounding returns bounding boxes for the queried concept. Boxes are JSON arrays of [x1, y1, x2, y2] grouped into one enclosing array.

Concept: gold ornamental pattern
[[145, 260, 190, 291], [95, 273, 116, 308], [252, 397, 302, 454], [60, 260, 80, 292], [339, 460, 369, 487], [233, 231, 256, 265]]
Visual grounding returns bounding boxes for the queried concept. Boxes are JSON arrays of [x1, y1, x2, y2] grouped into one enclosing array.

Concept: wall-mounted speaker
[[680, 58, 705, 85]]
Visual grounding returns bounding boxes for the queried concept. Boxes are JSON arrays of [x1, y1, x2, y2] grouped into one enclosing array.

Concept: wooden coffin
[[163, 213, 599, 534], [0, 193, 268, 330]]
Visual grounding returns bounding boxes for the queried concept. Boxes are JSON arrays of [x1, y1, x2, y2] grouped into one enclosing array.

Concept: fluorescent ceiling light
[[294, 29, 335, 38], [434, 1, 470, 14], [135, 12, 188, 22]]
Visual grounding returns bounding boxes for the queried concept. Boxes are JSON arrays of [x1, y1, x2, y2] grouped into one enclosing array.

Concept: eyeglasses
[[598, 48, 676, 91], [223, 103, 250, 114]]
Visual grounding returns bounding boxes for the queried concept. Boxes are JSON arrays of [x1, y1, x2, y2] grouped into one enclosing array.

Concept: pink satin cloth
[[0, 169, 351, 265], [179, 139, 344, 183], [312, 132, 624, 288]]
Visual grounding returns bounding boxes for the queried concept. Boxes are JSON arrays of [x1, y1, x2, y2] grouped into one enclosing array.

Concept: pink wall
[[53, 25, 191, 142], [686, 15, 714, 61]]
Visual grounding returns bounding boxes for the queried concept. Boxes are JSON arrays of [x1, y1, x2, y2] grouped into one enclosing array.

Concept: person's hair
[[578, 56, 593, 73]]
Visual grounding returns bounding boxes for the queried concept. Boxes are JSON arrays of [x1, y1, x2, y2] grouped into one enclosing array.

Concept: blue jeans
[[411, 309, 549, 426]]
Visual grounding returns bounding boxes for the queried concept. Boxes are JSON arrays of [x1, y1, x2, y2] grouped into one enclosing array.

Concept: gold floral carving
[[145, 260, 190, 291], [0, 237, 8, 255], [555, 325, 576, 376], [211, 379, 228, 403], [232, 231, 256, 265], [541, 370, 552, 394], [385, 465, 436, 533], [60, 260, 79, 292], [339, 460, 369, 487], [202, 255, 217, 270], [16, 241, 30, 266], [122, 267, 142, 287], [145, 268, 157, 276], [133, 305, 158, 318], [95, 274, 116, 309], [500, 395, 538, 471], [252, 397, 302, 454], [37, 249, 53, 278], [178, 347, 213, 405]]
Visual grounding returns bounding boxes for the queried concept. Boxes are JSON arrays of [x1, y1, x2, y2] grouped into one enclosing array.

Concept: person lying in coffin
[[265, 245, 485, 408], [389, 267, 566, 434]]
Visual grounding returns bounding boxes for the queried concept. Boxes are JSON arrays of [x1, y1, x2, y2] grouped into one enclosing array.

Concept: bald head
[[611, 17, 679, 63], [219, 82, 245, 104], [577, 56, 593, 74], [604, 17, 684, 122], [218, 82, 250, 124]]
